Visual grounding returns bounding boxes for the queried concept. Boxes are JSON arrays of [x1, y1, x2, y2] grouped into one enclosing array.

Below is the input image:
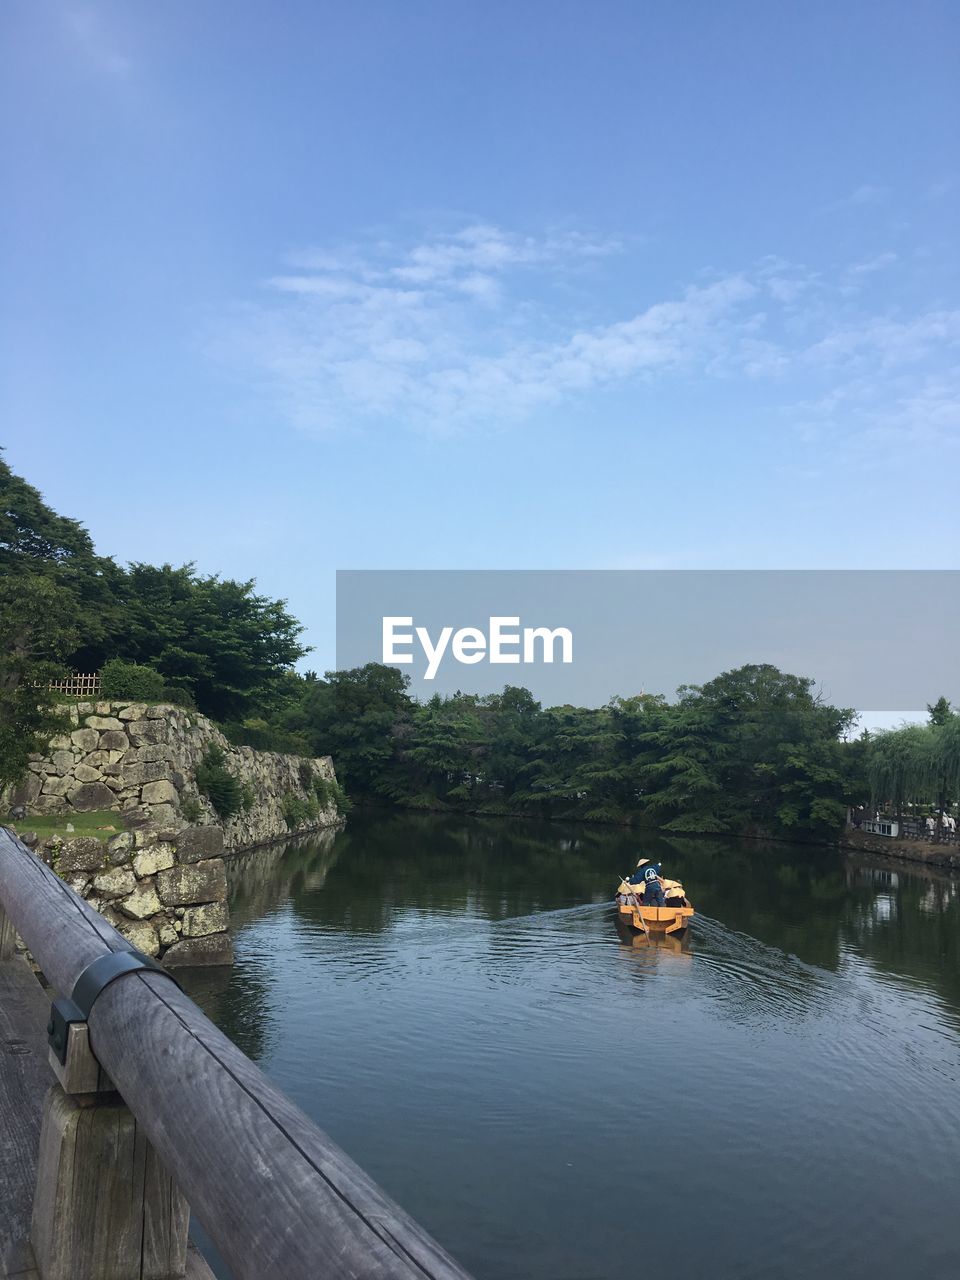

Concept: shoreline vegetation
[[2, 453, 958, 847]]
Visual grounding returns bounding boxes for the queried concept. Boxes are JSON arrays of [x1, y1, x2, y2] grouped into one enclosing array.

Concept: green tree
[[868, 705, 960, 821], [926, 697, 958, 819], [634, 695, 732, 831], [928, 696, 952, 726], [868, 722, 939, 814], [399, 694, 479, 805], [273, 663, 860, 837], [635, 665, 856, 835], [597, 693, 670, 819], [0, 576, 76, 791], [0, 453, 96, 574], [282, 664, 414, 797], [476, 685, 546, 805], [0, 454, 113, 789], [77, 563, 309, 720]]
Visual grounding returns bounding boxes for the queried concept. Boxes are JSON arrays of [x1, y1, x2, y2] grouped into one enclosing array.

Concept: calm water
[[182, 813, 960, 1280]]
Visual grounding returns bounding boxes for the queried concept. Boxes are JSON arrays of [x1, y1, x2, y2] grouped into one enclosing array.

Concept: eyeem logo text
[[383, 616, 574, 680]]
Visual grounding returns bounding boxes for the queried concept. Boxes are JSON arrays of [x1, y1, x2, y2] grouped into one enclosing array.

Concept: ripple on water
[[195, 843, 960, 1280]]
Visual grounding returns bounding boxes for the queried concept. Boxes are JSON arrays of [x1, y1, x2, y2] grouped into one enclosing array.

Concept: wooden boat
[[615, 876, 694, 936]]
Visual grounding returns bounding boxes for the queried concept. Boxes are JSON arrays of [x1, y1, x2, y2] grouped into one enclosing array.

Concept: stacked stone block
[[10, 701, 341, 849], [47, 825, 233, 966]]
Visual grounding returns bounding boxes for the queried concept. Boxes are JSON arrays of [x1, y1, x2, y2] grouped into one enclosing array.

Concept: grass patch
[[6, 810, 121, 844]]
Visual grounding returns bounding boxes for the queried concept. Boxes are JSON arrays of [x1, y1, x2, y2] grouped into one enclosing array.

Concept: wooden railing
[[35, 674, 102, 697], [855, 814, 959, 845], [0, 827, 473, 1280]]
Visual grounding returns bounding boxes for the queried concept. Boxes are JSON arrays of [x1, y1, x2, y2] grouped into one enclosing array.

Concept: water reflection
[[182, 813, 960, 1280]]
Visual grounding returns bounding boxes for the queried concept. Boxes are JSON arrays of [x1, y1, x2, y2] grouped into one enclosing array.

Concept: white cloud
[[219, 225, 960, 453], [801, 311, 960, 369], [787, 361, 960, 477], [235, 248, 757, 431], [380, 225, 619, 285], [926, 178, 957, 201], [828, 184, 889, 211], [844, 373, 960, 454], [456, 273, 500, 303], [847, 252, 898, 275], [755, 256, 819, 305]]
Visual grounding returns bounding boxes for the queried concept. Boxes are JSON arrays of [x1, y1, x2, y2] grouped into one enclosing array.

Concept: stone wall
[[30, 824, 235, 966], [5, 703, 346, 967], [10, 701, 343, 850], [841, 828, 960, 872]]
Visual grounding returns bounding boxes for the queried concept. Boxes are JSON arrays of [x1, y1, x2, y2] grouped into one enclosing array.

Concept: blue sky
[[2, 1, 958, 674]]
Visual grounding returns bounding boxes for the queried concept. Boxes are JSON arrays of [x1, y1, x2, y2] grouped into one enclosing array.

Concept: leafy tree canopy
[[268, 661, 866, 838], [0, 456, 309, 779], [0, 453, 112, 787], [73, 563, 309, 721]]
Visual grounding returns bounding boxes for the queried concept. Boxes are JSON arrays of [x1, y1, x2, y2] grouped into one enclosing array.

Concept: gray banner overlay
[[336, 570, 959, 710]]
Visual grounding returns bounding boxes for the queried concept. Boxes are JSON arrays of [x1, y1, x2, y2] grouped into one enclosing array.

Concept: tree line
[[2, 453, 956, 838], [273, 667, 959, 836], [0, 452, 306, 788], [273, 662, 867, 836], [866, 697, 960, 822]]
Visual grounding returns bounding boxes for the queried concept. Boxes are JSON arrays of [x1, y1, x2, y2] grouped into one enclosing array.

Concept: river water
[[182, 812, 960, 1280]]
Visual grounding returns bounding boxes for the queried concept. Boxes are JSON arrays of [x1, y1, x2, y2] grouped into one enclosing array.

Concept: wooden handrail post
[[0, 899, 16, 960], [0, 826, 473, 1280], [31, 1046, 189, 1280]]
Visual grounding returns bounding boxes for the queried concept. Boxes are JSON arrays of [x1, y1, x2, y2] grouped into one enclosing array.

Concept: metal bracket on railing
[[47, 996, 85, 1065], [47, 948, 181, 1094], [70, 948, 179, 1019]]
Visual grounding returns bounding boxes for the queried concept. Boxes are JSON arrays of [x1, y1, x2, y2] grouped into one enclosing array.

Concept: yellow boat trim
[[617, 899, 694, 935]]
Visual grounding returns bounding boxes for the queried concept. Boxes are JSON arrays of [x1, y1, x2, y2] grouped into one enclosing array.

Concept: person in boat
[[627, 858, 667, 906]]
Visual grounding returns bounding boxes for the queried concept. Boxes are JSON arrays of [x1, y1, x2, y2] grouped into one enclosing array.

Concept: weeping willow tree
[[867, 709, 960, 816], [935, 716, 960, 812]]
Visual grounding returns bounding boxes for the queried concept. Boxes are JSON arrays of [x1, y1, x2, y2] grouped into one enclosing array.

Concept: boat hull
[[616, 899, 694, 935]]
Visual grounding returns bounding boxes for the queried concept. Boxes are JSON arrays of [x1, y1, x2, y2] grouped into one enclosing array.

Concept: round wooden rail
[[0, 828, 473, 1280]]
